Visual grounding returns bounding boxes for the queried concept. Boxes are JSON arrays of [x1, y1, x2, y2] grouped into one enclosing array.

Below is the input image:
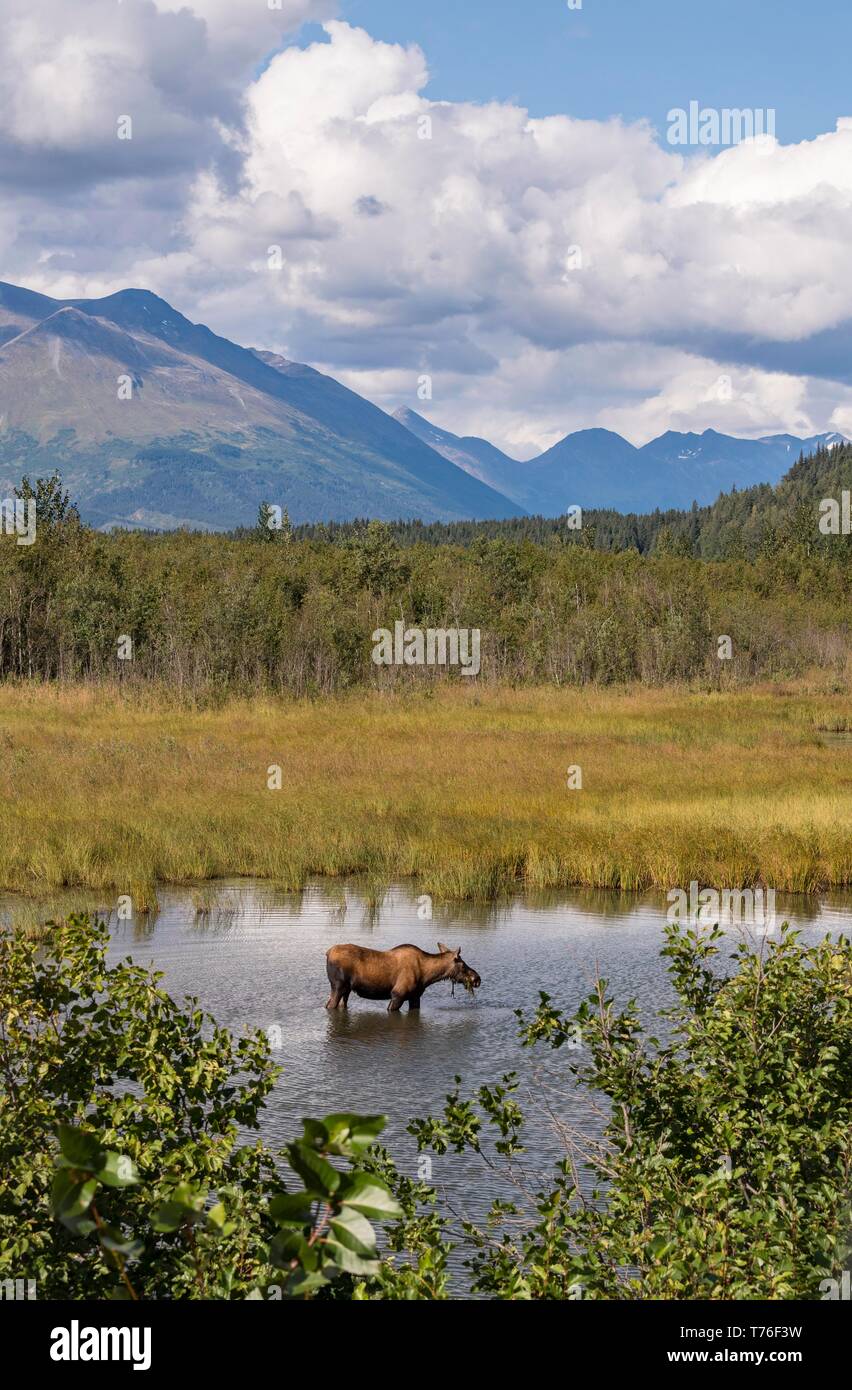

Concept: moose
[[325, 941, 482, 1012]]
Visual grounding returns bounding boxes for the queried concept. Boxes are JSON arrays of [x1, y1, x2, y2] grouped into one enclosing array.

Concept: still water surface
[[81, 879, 852, 1246]]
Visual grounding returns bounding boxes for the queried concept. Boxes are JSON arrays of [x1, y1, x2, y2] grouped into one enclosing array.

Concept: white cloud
[[0, 0, 335, 177], [151, 0, 336, 77], [6, 14, 852, 448], [338, 343, 849, 455]]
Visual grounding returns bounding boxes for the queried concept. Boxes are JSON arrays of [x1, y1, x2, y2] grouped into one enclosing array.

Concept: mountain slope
[[0, 282, 524, 529], [391, 406, 527, 502], [3, 275, 844, 527], [0, 306, 297, 442], [393, 415, 655, 512]]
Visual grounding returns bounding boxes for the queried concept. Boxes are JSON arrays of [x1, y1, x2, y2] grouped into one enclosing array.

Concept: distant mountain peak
[[392, 406, 423, 425], [393, 410, 850, 515], [568, 426, 629, 440]]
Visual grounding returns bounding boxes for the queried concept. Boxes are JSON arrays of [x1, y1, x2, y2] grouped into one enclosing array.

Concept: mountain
[[522, 428, 652, 513], [0, 282, 524, 529], [2, 275, 843, 527], [392, 407, 848, 514], [637, 429, 849, 508]]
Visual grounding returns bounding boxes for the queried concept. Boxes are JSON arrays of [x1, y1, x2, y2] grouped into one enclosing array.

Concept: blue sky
[[326, 0, 850, 145]]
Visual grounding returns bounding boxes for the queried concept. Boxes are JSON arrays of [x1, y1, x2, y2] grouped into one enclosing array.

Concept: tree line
[[0, 463, 847, 694], [280, 443, 852, 561]]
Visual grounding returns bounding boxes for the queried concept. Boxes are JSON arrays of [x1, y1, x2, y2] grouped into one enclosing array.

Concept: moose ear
[[455, 947, 462, 959], [437, 941, 451, 954]]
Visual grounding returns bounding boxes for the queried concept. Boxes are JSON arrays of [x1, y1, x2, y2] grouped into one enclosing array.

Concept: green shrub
[[0, 915, 400, 1299], [405, 924, 852, 1298]]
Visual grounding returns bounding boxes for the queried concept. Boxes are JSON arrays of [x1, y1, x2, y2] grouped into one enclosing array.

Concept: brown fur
[[325, 940, 481, 1012]]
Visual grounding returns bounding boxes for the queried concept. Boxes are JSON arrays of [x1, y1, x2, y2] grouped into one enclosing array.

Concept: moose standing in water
[[325, 941, 482, 1012]]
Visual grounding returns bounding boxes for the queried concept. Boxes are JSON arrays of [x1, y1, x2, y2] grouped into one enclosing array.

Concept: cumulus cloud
[[5, 13, 852, 449], [0, 0, 335, 306], [152, 0, 332, 64], [0, 0, 335, 180]]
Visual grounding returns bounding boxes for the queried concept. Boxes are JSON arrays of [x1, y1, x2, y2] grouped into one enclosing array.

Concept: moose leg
[[326, 960, 348, 1010], [407, 989, 423, 1011], [388, 992, 406, 1013]]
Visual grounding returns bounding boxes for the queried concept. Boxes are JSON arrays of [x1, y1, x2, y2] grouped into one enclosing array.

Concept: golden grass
[[0, 680, 850, 901]]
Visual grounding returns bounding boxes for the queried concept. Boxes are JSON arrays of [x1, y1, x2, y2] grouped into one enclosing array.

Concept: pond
[[58, 877, 847, 1264]]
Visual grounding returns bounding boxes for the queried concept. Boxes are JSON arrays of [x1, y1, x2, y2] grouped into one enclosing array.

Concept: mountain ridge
[[0, 281, 524, 529], [393, 406, 848, 514]]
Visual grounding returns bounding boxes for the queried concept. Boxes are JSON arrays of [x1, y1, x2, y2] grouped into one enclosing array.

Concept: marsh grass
[[191, 883, 220, 916], [0, 680, 850, 901], [0, 887, 113, 938]]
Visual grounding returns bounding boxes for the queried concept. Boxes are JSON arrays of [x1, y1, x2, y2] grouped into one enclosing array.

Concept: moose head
[[437, 941, 481, 991]]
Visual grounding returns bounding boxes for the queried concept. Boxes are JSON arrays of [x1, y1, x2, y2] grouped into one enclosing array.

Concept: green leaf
[[323, 1240, 381, 1276], [99, 1225, 144, 1258], [286, 1142, 341, 1198], [150, 1202, 186, 1234], [150, 1184, 207, 1232], [336, 1172, 403, 1220], [50, 1166, 77, 1210], [56, 1125, 104, 1170], [267, 1192, 315, 1227], [322, 1113, 387, 1156], [269, 1229, 313, 1270], [329, 1205, 378, 1258], [287, 1269, 330, 1297], [206, 1202, 227, 1230], [299, 1118, 329, 1149], [51, 1170, 99, 1232]]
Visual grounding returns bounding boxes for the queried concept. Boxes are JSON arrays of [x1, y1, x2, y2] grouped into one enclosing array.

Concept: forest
[[0, 443, 848, 696]]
